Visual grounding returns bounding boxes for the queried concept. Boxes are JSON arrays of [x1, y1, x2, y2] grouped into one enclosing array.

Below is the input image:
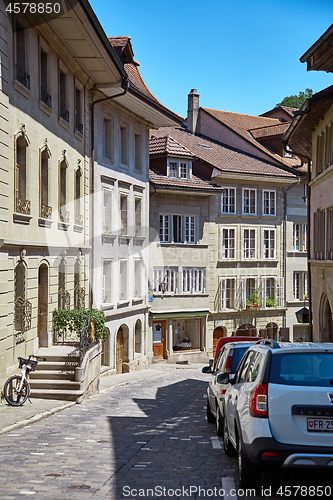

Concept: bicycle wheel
[[3, 375, 30, 406]]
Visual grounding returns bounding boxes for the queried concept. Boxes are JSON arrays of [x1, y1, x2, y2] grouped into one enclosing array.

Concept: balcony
[[41, 87, 52, 109], [40, 204, 52, 219], [16, 65, 30, 90], [60, 106, 69, 123], [16, 198, 31, 215]]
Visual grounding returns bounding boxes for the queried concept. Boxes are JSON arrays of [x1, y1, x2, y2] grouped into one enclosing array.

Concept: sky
[[89, 0, 333, 119]]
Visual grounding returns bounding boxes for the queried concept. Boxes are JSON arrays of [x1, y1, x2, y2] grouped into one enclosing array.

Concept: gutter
[[89, 78, 129, 308], [300, 24, 333, 64]]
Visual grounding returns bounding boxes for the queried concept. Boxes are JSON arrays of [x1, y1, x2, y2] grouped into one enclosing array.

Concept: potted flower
[[265, 295, 277, 308], [246, 289, 261, 310]]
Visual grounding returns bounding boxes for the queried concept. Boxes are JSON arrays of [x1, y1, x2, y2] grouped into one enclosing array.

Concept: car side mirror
[[217, 373, 231, 384], [229, 376, 236, 385], [202, 366, 212, 374]]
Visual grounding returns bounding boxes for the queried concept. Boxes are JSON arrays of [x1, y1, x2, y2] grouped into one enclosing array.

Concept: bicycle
[[3, 355, 46, 406]]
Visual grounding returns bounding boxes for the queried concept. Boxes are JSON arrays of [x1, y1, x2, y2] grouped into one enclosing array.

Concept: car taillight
[[224, 348, 234, 373], [249, 383, 268, 418]]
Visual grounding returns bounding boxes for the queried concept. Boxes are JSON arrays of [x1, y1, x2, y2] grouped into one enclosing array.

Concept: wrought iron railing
[[41, 87, 52, 108], [79, 317, 98, 365], [75, 120, 83, 135], [58, 289, 70, 309], [16, 198, 31, 215], [75, 213, 83, 226], [59, 209, 69, 223], [60, 106, 69, 123], [41, 204, 52, 219], [16, 65, 30, 90], [14, 297, 32, 334], [74, 287, 85, 310]]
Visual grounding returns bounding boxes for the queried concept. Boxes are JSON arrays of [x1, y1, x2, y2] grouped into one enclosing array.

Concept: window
[[243, 228, 256, 259], [119, 260, 128, 300], [102, 261, 112, 303], [15, 134, 28, 213], [40, 148, 51, 218], [40, 48, 51, 108], [182, 268, 205, 293], [15, 20, 30, 89], [134, 133, 142, 172], [159, 214, 170, 242], [58, 259, 69, 309], [120, 125, 128, 166], [265, 277, 276, 303], [103, 118, 113, 161], [245, 278, 257, 303], [293, 272, 308, 301], [103, 189, 112, 233], [59, 161, 67, 213], [153, 267, 178, 293], [313, 210, 325, 260], [173, 215, 183, 243], [221, 278, 236, 310], [221, 187, 236, 214], [135, 320, 142, 353], [120, 194, 128, 235], [293, 223, 307, 252], [185, 216, 196, 243], [327, 208, 333, 259], [315, 123, 333, 176], [242, 188, 256, 215], [263, 190, 276, 216], [75, 168, 82, 225], [263, 229, 275, 259], [303, 224, 307, 252], [221, 228, 235, 259], [135, 198, 142, 236], [134, 260, 142, 298], [167, 160, 191, 178], [75, 86, 83, 134], [59, 69, 69, 122]]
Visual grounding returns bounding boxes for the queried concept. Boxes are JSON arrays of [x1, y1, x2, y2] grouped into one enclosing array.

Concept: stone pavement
[[0, 363, 206, 436]]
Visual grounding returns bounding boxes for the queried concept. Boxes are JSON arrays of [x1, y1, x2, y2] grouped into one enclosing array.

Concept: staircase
[[29, 348, 83, 402]]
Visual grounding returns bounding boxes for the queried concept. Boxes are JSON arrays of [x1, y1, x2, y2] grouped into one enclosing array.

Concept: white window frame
[[119, 259, 128, 301], [134, 132, 143, 173], [262, 189, 276, 216], [221, 227, 236, 260], [185, 215, 197, 243], [221, 277, 236, 310], [243, 227, 256, 259], [293, 272, 308, 301], [119, 192, 129, 235], [120, 123, 129, 167], [242, 188, 257, 215], [103, 115, 114, 162], [182, 268, 205, 294], [134, 259, 143, 298], [263, 228, 276, 260], [102, 260, 112, 304], [103, 187, 113, 234], [221, 187, 236, 214], [134, 196, 142, 237], [167, 160, 192, 179], [153, 267, 178, 294], [159, 214, 170, 242]]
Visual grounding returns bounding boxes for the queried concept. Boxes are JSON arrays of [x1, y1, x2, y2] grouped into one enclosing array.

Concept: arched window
[[236, 323, 257, 336], [14, 253, 31, 341], [75, 164, 83, 225], [15, 127, 30, 214], [58, 256, 70, 309], [135, 319, 142, 353], [74, 254, 84, 310], [40, 142, 51, 218], [59, 156, 69, 223]]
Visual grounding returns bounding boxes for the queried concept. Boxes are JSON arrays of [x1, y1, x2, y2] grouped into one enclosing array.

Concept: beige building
[[284, 24, 333, 342]]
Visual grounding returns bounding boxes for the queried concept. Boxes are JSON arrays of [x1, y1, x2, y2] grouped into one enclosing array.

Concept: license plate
[[307, 418, 333, 432]]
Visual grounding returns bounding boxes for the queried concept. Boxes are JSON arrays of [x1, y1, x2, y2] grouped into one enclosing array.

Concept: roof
[[151, 126, 296, 178], [150, 135, 194, 158], [201, 107, 300, 169], [283, 85, 333, 160], [300, 24, 333, 73], [149, 169, 222, 193]]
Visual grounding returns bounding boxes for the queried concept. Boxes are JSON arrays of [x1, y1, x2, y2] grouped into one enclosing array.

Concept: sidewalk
[[0, 362, 205, 436]]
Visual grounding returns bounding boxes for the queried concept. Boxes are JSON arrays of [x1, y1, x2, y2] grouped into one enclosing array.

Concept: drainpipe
[[89, 78, 129, 308]]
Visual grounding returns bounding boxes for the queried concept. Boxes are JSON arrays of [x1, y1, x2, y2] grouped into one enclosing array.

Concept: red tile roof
[[150, 135, 194, 158], [150, 169, 222, 192], [151, 127, 296, 178], [250, 122, 290, 139]]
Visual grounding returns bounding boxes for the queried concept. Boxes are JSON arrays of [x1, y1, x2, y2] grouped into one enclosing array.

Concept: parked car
[[211, 336, 263, 371], [223, 340, 333, 490], [202, 341, 258, 435]]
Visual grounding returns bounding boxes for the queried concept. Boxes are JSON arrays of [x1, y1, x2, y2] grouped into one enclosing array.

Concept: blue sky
[[90, 0, 333, 119]]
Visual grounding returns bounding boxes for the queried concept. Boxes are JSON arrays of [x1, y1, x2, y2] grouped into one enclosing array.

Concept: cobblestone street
[[0, 366, 332, 500]]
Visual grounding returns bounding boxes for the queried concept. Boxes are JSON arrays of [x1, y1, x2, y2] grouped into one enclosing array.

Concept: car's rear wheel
[[237, 435, 261, 490], [223, 413, 236, 456], [206, 398, 215, 423], [216, 406, 224, 436]]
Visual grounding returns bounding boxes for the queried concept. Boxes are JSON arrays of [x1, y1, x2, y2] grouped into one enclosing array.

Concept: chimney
[[187, 89, 199, 134]]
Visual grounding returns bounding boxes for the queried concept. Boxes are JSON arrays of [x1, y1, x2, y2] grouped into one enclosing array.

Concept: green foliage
[[265, 295, 277, 308], [246, 289, 261, 307], [276, 88, 313, 109], [53, 309, 106, 341]]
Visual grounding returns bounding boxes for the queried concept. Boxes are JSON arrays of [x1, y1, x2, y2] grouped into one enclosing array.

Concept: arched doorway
[[116, 324, 129, 374], [266, 322, 278, 340], [319, 294, 333, 342], [236, 323, 257, 336], [213, 326, 226, 356], [38, 264, 48, 347], [135, 319, 142, 354]]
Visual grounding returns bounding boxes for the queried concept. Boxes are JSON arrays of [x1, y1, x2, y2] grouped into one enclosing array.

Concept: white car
[[223, 340, 333, 489]]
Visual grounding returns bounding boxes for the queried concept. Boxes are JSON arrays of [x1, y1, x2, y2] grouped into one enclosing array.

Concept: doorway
[[213, 326, 225, 356], [38, 264, 48, 347], [153, 321, 166, 359], [319, 294, 333, 342]]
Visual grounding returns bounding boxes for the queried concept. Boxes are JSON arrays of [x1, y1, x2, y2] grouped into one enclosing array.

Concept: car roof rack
[[256, 339, 280, 349]]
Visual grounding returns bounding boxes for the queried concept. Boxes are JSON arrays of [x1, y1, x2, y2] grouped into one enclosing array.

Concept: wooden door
[[153, 321, 165, 359], [116, 330, 123, 373], [213, 327, 224, 356]]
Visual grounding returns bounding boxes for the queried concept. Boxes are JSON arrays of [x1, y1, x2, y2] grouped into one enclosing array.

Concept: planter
[[246, 304, 260, 310]]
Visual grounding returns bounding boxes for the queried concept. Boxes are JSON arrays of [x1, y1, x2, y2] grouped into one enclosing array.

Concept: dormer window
[[167, 160, 192, 179]]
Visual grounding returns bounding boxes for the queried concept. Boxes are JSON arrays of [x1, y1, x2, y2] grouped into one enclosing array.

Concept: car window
[[216, 346, 228, 372], [270, 352, 333, 386], [246, 352, 262, 382], [231, 346, 251, 373], [238, 352, 254, 383]]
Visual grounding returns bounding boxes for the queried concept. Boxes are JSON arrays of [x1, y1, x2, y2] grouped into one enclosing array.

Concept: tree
[[276, 88, 313, 109]]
